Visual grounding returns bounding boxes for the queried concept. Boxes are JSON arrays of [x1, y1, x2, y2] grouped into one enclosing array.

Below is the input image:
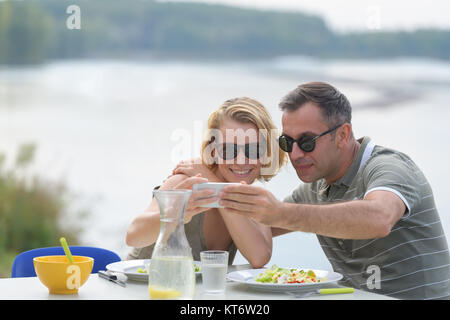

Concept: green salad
[[255, 265, 324, 284]]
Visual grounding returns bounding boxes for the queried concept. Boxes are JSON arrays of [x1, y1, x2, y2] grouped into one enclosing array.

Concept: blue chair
[[11, 246, 121, 278]]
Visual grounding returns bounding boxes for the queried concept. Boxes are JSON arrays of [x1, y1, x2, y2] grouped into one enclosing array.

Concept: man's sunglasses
[[278, 124, 343, 153], [215, 142, 265, 160]]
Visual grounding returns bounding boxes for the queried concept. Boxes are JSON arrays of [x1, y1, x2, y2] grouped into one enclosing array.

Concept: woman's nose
[[236, 148, 248, 165]]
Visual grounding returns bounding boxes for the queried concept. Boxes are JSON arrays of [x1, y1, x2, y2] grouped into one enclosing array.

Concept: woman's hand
[[173, 174, 217, 223], [172, 158, 219, 182]]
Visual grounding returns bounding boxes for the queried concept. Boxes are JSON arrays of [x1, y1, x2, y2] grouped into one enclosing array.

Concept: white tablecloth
[[0, 264, 394, 300]]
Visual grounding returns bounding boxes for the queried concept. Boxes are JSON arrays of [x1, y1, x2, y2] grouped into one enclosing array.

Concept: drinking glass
[[200, 250, 229, 294]]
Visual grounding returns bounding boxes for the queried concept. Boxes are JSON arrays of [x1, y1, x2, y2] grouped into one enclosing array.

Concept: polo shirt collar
[[334, 136, 374, 187]]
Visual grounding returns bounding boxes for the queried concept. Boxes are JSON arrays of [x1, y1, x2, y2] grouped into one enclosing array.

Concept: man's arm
[[219, 185, 405, 240], [277, 190, 405, 239], [271, 227, 293, 237]]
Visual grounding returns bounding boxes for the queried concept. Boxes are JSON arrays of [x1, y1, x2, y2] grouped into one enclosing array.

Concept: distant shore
[[350, 82, 423, 110]]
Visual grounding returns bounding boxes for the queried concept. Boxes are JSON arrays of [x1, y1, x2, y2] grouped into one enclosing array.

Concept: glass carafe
[[148, 189, 195, 299]]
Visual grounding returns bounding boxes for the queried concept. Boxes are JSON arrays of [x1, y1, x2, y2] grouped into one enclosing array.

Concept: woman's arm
[[125, 197, 160, 248], [218, 207, 272, 268], [125, 174, 215, 248]]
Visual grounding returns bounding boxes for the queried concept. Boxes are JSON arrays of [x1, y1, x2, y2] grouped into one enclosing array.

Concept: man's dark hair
[[279, 82, 352, 128]]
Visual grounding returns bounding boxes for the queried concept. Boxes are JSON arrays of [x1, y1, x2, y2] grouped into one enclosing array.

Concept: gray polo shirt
[[284, 136, 450, 300]]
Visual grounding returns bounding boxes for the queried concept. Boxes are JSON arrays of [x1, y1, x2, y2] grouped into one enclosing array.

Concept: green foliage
[[0, 0, 449, 63], [337, 29, 450, 59], [0, 144, 85, 277], [0, 0, 54, 64]]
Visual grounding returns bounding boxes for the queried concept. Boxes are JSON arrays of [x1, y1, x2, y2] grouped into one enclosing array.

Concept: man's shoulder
[[362, 144, 417, 173]]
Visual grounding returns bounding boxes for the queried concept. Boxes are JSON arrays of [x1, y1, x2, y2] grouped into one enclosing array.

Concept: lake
[[1, 56, 449, 270]]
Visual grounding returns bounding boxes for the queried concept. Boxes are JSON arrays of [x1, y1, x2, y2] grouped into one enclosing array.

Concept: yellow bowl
[[33, 255, 94, 294]]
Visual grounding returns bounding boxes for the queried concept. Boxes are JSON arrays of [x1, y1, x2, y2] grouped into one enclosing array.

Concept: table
[[0, 264, 394, 300]]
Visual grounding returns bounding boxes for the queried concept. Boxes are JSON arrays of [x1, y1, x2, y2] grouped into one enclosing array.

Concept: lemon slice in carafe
[[149, 286, 182, 299]]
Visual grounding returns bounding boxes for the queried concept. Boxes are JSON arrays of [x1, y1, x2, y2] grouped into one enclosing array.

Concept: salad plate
[[106, 259, 201, 282], [226, 266, 343, 292]]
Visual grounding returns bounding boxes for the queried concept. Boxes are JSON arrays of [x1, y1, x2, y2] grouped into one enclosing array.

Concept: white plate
[[106, 259, 202, 282], [226, 268, 343, 292]]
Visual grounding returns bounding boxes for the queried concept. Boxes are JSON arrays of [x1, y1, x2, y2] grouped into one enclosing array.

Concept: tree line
[[0, 0, 449, 65]]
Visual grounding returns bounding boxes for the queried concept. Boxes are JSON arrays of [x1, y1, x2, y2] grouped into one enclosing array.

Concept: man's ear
[[336, 123, 352, 148]]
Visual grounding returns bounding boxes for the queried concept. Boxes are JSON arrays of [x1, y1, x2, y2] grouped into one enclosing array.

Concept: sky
[[161, 0, 450, 32]]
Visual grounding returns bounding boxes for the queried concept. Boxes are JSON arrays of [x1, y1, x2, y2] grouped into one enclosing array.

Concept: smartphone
[[192, 182, 240, 208]]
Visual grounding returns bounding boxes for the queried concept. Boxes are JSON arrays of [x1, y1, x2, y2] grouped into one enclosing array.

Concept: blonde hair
[[201, 97, 287, 182]]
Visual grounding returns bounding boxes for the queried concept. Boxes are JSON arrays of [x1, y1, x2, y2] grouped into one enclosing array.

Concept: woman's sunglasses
[[278, 124, 343, 153], [215, 142, 265, 160]]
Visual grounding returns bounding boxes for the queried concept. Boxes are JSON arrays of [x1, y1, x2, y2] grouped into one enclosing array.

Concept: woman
[[126, 97, 287, 268]]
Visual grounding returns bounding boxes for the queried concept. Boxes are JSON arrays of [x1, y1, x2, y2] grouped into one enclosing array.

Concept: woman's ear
[[211, 148, 218, 163], [202, 140, 218, 165]]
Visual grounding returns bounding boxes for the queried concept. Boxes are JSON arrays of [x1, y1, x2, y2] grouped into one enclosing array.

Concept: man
[[218, 82, 450, 300]]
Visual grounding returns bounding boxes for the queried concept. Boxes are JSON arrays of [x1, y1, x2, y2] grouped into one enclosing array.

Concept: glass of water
[[200, 250, 229, 294]]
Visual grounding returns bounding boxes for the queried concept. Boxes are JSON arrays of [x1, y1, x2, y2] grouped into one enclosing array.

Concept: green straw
[[59, 237, 74, 263]]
